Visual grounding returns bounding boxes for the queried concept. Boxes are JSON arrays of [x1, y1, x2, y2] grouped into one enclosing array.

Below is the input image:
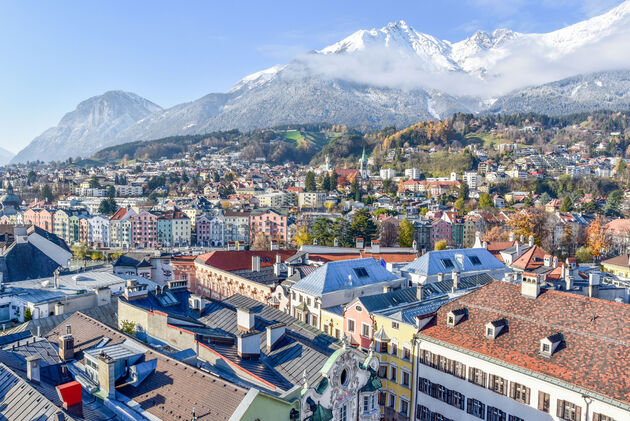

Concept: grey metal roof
[[0, 362, 73, 421], [402, 248, 507, 276], [292, 258, 400, 296]]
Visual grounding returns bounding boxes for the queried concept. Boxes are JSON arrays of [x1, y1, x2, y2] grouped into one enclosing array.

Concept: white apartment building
[[297, 191, 327, 209], [413, 280, 630, 421], [462, 171, 482, 190], [115, 184, 143, 197], [380, 168, 397, 180], [405, 168, 422, 181], [87, 215, 110, 247]]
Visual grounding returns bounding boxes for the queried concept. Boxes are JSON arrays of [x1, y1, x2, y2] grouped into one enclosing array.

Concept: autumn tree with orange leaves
[[586, 215, 610, 259]]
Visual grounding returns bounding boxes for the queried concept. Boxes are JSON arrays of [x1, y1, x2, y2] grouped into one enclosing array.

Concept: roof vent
[[446, 308, 467, 327], [485, 319, 508, 339], [540, 333, 563, 357]]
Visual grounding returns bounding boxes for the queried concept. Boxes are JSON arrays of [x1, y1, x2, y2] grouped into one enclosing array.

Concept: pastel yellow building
[[601, 254, 630, 278], [321, 306, 344, 340], [372, 311, 417, 420]]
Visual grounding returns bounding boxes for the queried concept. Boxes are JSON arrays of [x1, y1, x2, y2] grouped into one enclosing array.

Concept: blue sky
[[0, 0, 623, 153]]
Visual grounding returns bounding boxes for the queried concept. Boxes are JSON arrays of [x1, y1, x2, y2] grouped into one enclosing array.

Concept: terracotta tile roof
[[195, 250, 296, 271], [512, 245, 548, 270], [602, 254, 630, 268], [419, 281, 630, 406], [46, 312, 248, 421]]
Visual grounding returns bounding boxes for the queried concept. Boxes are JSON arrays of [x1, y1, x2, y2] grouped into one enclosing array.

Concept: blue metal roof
[[292, 258, 400, 296], [402, 248, 506, 276], [378, 296, 454, 325]]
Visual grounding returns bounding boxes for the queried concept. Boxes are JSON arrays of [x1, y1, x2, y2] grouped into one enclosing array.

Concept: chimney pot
[[251, 256, 260, 272], [26, 355, 41, 384]]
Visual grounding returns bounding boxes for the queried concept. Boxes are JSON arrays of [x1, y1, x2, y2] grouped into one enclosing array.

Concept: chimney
[[508, 232, 515, 242], [564, 265, 573, 290], [54, 269, 60, 289], [26, 355, 41, 384], [515, 242, 520, 255], [482, 241, 488, 249], [287, 265, 295, 277], [521, 275, 541, 299], [412, 240, 418, 250], [452, 271, 460, 291], [520, 234, 525, 243], [544, 255, 551, 267], [355, 237, 364, 249], [588, 272, 600, 298], [97, 353, 116, 398], [236, 330, 261, 359], [416, 283, 424, 301], [528, 235, 534, 247], [270, 241, 278, 251], [553, 256, 558, 268], [251, 256, 260, 272], [333, 238, 339, 247], [371, 240, 380, 253], [437, 272, 444, 282], [237, 307, 255, 331], [59, 325, 74, 361], [266, 323, 286, 352]]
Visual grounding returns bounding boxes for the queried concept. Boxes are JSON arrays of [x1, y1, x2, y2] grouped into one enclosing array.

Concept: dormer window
[[540, 333, 563, 357], [446, 308, 467, 327], [485, 319, 508, 339]]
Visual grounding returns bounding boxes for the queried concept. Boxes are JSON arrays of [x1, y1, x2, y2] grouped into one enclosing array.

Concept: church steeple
[[359, 148, 368, 179]]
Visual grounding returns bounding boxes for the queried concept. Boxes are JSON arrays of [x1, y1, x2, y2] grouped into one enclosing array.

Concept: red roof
[[420, 281, 630, 405], [195, 250, 296, 272], [512, 245, 548, 270]]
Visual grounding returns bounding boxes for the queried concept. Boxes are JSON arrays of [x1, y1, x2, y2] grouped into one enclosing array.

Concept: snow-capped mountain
[[0, 147, 15, 166], [12, 91, 162, 164], [13, 1, 630, 163]]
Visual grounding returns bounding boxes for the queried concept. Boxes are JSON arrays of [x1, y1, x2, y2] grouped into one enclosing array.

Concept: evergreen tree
[[305, 171, 316, 192], [459, 181, 469, 200], [329, 170, 338, 191], [350, 209, 378, 245]]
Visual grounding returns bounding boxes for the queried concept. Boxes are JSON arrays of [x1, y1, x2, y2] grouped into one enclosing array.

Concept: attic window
[[540, 333, 563, 357], [441, 259, 454, 269], [485, 319, 508, 339], [470, 256, 482, 265], [354, 268, 369, 278], [446, 308, 467, 327]]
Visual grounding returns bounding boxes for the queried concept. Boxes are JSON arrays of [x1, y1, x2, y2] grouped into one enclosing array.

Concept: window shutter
[[557, 400, 564, 418], [468, 367, 474, 382], [575, 405, 582, 421], [510, 381, 515, 398]]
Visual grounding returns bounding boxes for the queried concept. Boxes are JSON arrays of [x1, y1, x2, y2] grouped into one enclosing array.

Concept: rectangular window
[[467, 398, 485, 419], [378, 364, 388, 378], [391, 321, 399, 330], [402, 370, 410, 387], [363, 396, 369, 413], [339, 404, 347, 421], [400, 399, 408, 416], [390, 366, 397, 382], [378, 391, 386, 406], [417, 405, 431, 421], [509, 416, 525, 421], [557, 400, 582, 421], [593, 414, 615, 421], [391, 343, 398, 356], [347, 319, 355, 333], [487, 406, 506, 421], [488, 374, 507, 395], [402, 347, 411, 361], [538, 391, 550, 413], [469, 367, 486, 387], [388, 394, 395, 409], [510, 382, 530, 404], [335, 328, 340, 339], [361, 323, 370, 337]]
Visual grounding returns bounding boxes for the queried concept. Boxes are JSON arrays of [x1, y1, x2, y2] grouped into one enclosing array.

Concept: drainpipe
[[411, 333, 420, 421], [582, 395, 592, 421]]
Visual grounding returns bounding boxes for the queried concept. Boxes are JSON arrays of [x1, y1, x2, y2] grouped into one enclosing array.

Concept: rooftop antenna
[[191, 407, 197, 421]]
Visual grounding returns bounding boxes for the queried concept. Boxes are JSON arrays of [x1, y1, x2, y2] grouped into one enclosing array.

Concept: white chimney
[[266, 323, 286, 352], [251, 256, 260, 272], [237, 330, 261, 359], [416, 284, 424, 301], [333, 238, 339, 247], [588, 272, 600, 298], [356, 237, 364, 249], [508, 232, 515, 242], [437, 273, 444, 282], [237, 307, 255, 331], [371, 240, 380, 253], [26, 355, 41, 384], [452, 271, 460, 290], [521, 275, 541, 299], [528, 235, 534, 247]]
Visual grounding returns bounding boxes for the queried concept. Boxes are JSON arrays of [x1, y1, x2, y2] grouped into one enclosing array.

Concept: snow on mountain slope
[[12, 91, 162, 163], [14, 1, 630, 163]]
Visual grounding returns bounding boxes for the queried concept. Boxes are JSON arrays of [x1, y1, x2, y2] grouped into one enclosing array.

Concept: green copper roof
[[320, 348, 344, 375], [315, 377, 328, 394], [311, 404, 333, 421]]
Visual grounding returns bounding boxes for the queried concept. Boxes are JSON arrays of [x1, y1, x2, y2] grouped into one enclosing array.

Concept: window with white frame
[[347, 319, 355, 333], [361, 323, 370, 337]]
